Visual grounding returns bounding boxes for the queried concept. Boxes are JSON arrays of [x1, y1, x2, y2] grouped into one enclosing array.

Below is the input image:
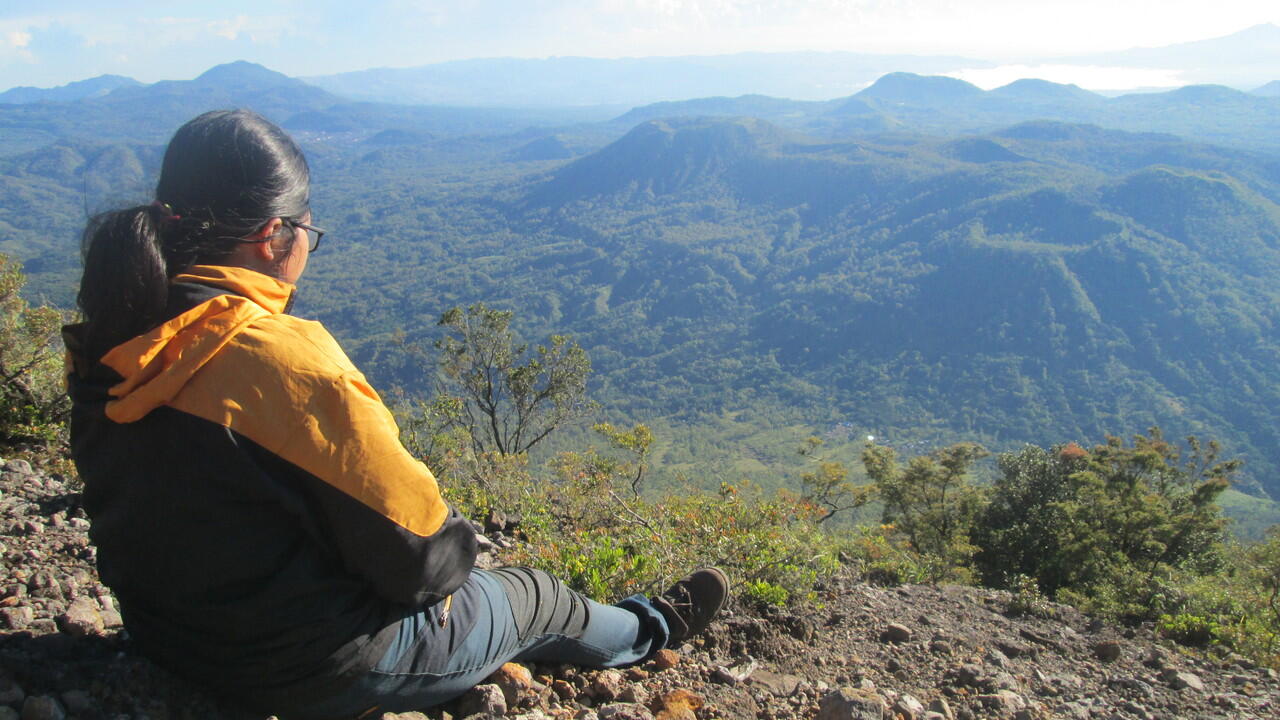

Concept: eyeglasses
[[288, 219, 327, 252]]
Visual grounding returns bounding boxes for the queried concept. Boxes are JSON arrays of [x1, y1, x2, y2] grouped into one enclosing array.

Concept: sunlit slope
[[309, 117, 1280, 494]]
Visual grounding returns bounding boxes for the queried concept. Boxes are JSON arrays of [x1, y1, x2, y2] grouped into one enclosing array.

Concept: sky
[[2, 0, 1279, 91]]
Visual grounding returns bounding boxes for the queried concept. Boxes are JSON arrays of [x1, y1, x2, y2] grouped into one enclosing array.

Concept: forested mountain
[[6, 62, 1280, 497], [0, 74, 141, 104], [615, 73, 1280, 152], [0, 61, 613, 156], [288, 117, 1280, 495]]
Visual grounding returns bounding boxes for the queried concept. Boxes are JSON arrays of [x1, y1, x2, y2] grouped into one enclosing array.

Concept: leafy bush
[[1157, 613, 1221, 647], [1004, 574, 1057, 619], [861, 442, 987, 576], [0, 253, 68, 446], [973, 430, 1235, 603]]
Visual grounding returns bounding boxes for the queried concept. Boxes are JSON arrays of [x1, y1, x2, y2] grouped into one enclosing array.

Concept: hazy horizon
[[3, 1, 1279, 96]]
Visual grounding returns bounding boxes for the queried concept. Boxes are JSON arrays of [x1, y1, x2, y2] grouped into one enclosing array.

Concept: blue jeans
[[288, 568, 669, 719]]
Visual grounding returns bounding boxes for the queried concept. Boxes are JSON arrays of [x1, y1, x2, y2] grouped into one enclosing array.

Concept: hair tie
[[150, 201, 181, 223]]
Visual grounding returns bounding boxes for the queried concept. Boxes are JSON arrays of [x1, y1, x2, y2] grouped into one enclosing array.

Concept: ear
[[248, 218, 286, 261]]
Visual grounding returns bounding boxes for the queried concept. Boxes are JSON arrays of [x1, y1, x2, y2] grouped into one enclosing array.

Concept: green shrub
[[974, 431, 1235, 602], [1157, 613, 1221, 647], [862, 442, 987, 573], [1005, 574, 1057, 619], [743, 580, 790, 606], [0, 254, 68, 447]]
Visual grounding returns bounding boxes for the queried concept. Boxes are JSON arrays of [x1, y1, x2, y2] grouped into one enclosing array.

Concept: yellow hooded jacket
[[64, 265, 477, 703]]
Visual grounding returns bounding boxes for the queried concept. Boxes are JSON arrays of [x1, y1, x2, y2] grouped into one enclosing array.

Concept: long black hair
[[77, 109, 310, 360]]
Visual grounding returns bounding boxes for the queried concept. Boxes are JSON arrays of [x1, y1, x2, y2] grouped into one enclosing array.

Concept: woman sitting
[[63, 109, 727, 719]]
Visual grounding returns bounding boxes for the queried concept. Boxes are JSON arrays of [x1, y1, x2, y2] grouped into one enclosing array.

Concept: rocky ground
[[2, 455, 1278, 720]]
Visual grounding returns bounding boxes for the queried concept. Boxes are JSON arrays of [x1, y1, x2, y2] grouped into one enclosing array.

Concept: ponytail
[[78, 205, 170, 361]]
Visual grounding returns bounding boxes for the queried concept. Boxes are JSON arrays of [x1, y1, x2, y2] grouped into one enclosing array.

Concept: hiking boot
[[652, 567, 729, 643]]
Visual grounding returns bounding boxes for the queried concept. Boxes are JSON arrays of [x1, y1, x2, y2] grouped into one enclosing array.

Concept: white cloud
[[0, 24, 36, 62], [210, 15, 251, 41]]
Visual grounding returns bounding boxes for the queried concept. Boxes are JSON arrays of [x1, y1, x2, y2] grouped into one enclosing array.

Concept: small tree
[[797, 437, 872, 524], [434, 303, 594, 456], [862, 442, 988, 564], [593, 422, 653, 496], [0, 254, 67, 444]]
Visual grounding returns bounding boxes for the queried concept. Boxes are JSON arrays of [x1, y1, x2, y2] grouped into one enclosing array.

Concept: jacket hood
[[99, 265, 295, 423]]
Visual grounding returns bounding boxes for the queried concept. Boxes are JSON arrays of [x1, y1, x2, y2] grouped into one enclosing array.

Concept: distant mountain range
[[616, 72, 1280, 152], [0, 74, 141, 104], [300, 52, 989, 107], [5, 24, 1277, 110], [0, 61, 611, 156], [300, 24, 1280, 106], [6, 58, 1280, 497], [3, 60, 1279, 162]]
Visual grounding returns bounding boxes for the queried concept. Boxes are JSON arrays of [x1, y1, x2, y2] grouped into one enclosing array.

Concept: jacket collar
[[171, 264, 296, 314]]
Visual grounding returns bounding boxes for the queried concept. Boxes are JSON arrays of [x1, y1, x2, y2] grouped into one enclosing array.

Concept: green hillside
[[6, 66, 1280, 500], [272, 117, 1280, 496]]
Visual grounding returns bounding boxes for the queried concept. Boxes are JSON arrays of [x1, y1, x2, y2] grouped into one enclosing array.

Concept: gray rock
[[100, 608, 124, 629], [6, 460, 33, 475], [595, 704, 654, 720], [26, 573, 62, 600], [712, 658, 757, 685], [58, 690, 92, 714], [880, 623, 913, 643], [893, 693, 925, 719], [927, 697, 954, 720], [975, 690, 1026, 713], [1055, 701, 1091, 720], [818, 687, 887, 720], [616, 685, 647, 705], [58, 597, 105, 637], [1, 606, 34, 630], [749, 669, 803, 697], [1160, 669, 1205, 692], [995, 638, 1033, 659], [987, 671, 1020, 692], [455, 683, 507, 718], [1108, 677, 1154, 699], [20, 696, 66, 720], [589, 669, 625, 701], [951, 664, 984, 687]]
